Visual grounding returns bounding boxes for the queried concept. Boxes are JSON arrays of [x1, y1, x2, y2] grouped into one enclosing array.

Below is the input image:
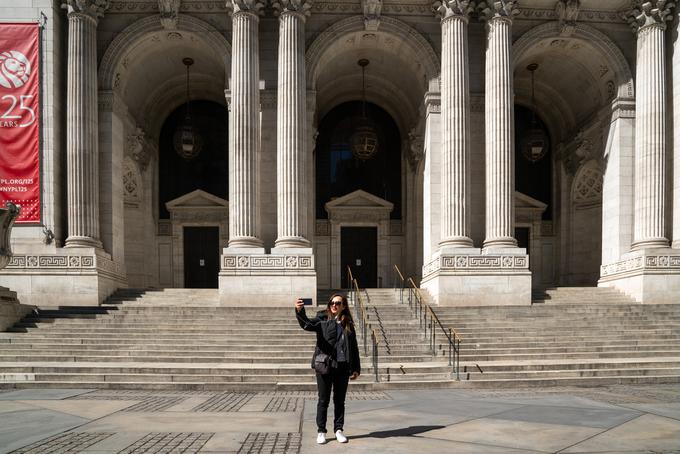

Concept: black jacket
[[295, 308, 361, 375]]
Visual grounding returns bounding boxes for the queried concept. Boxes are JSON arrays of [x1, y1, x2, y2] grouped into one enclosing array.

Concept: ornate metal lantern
[[521, 63, 548, 163], [350, 59, 379, 161], [173, 57, 202, 160]]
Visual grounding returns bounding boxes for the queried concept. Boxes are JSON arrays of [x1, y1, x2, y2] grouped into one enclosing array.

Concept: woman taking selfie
[[295, 294, 361, 444]]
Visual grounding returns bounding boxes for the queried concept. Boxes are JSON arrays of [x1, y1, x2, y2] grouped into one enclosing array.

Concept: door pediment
[[165, 189, 229, 210], [325, 189, 394, 210], [325, 190, 394, 223]]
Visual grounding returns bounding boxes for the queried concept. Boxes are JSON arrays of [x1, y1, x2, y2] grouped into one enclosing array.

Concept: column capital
[[272, 0, 312, 18], [432, 0, 475, 21], [626, 0, 675, 34], [477, 0, 520, 22], [227, 0, 265, 16], [62, 0, 110, 21]]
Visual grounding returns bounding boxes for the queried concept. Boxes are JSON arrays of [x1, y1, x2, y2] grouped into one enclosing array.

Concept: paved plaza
[[0, 385, 679, 453]]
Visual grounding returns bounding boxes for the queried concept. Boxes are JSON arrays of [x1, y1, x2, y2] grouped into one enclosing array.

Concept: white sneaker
[[317, 433, 326, 444], [335, 430, 348, 443]]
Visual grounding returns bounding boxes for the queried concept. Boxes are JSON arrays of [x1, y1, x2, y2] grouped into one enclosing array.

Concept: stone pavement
[[0, 385, 679, 453]]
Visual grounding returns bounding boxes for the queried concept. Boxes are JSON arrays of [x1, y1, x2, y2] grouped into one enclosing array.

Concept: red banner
[[0, 23, 40, 224]]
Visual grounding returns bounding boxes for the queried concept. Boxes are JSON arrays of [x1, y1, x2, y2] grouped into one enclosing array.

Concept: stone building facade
[[1, 0, 680, 306]]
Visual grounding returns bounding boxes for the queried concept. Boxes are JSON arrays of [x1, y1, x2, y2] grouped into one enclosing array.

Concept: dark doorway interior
[[516, 227, 530, 253], [341, 227, 378, 288], [183, 226, 219, 288]]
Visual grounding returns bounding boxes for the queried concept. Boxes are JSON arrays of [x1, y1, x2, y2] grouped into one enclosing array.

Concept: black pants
[[316, 362, 350, 433]]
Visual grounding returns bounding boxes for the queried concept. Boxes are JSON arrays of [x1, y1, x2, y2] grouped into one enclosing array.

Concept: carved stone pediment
[[166, 189, 229, 210], [325, 190, 394, 223], [325, 189, 393, 210]]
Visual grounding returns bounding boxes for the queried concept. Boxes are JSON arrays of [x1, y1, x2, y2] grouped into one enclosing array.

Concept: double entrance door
[[341, 227, 378, 288]]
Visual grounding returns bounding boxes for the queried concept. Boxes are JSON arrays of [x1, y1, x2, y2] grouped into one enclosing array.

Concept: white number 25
[[1, 95, 36, 127]]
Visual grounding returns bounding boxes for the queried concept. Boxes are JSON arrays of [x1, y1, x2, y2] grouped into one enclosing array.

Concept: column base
[[219, 249, 316, 306], [274, 237, 311, 249], [631, 238, 670, 251], [599, 248, 680, 304], [421, 250, 531, 306], [0, 247, 126, 306], [64, 236, 103, 249]]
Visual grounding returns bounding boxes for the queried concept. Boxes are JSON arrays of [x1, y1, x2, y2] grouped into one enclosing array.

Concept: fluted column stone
[[273, 0, 312, 249], [628, 1, 674, 250], [434, 0, 475, 249], [63, 0, 108, 249], [479, 0, 519, 249], [227, 0, 264, 248]]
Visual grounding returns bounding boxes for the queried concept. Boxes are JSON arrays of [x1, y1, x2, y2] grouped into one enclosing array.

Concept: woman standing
[[295, 294, 361, 444]]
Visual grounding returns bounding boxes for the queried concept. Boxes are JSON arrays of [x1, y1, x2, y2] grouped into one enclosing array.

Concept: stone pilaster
[[227, 0, 264, 249], [628, 0, 674, 250], [63, 0, 109, 249], [479, 0, 519, 250], [434, 0, 475, 249], [272, 0, 312, 249]]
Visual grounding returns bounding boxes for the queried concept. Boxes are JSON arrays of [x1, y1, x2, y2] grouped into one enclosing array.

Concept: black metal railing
[[405, 277, 461, 380]]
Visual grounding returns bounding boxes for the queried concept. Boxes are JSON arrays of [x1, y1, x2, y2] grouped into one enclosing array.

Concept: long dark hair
[[326, 293, 355, 332]]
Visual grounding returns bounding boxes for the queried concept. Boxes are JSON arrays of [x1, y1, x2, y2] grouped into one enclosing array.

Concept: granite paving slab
[[561, 413, 680, 453]]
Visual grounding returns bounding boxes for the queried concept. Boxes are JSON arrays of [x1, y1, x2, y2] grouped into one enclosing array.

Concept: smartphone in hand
[[301, 298, 313, 306]]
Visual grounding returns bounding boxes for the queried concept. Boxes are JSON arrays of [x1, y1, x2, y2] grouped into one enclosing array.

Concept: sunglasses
[[330, 301, 343, 306]]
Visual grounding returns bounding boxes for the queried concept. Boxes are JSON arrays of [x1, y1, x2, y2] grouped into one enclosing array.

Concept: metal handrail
[[393, 264, 405, 305], [347, 266, 380, 383], [406, 277, 461, 380]]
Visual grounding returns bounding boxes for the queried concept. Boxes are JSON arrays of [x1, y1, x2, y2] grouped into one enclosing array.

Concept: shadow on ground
[[350, 425, 445, 439]]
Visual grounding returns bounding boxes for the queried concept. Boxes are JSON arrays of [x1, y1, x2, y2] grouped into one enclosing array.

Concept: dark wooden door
[[183, 227, 219, 288], [341, 227, 378, 288]]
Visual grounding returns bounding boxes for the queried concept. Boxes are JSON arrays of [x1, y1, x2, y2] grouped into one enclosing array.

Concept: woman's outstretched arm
[[295, 299, 322, 332]]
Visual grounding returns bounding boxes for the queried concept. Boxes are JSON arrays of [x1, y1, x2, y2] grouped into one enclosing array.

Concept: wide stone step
[[462, 343, 680, 355], [0, 354, 435, 363], [463, 368, 680, 381], [459, 350, 680, 361]]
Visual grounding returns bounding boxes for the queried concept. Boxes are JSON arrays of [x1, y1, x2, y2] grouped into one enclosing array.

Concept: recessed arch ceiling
[[514, 35, 621, 139], [117, 30, 226, 130], [312, 31, 429, 135]]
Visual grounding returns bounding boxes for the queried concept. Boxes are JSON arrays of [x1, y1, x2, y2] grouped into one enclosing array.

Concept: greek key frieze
[[5, 254, 97, 269], [222, 254, 314, 270], [427, 255, 529, 274], [601, 255, 680, 277]]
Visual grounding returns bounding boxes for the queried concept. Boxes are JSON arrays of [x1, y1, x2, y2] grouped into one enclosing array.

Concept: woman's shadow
[[349, 425, 445, 440]]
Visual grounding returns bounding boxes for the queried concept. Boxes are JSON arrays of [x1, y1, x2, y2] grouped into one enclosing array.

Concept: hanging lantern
[[174, 57, 202, 160], [521, 63, 548, 163], [350, 59, 379, 161]]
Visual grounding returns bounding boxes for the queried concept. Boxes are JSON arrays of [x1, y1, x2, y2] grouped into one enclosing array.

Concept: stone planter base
[[0, 290, 35, 331], [0, 247, 126, 307], [421, 251, 531, 306], [219, 250, 317, 306], [599, 249, 680, 304]]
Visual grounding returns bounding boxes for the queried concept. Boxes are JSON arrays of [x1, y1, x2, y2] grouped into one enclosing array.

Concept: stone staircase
[[354, 289, 453, 383], [0, 288, 453, 391], [433, 287, 680, 387]]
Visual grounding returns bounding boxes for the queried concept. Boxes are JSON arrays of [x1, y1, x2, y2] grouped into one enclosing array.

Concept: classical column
[[479, 0, 519, 249], [434, 0, 474, 249], [628, 1, 674, 250], [63, 0, 109, 249], [227, 0, 264, 248], [273, 0, 312, 249]]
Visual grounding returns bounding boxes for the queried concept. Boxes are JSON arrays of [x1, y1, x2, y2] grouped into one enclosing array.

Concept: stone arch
[[513, 22, 634, 100], [306, 15, 440, 89], [99, 14, 231, 91]]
